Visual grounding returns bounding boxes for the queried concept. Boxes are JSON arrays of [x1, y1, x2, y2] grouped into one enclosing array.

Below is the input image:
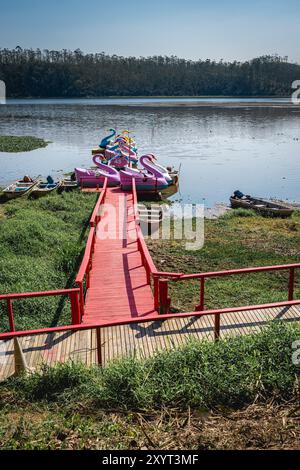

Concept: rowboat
[[31, 179, 62, 198], [60, 179, 78, 191], [230, 191, 294, 218], [2, 178, 38, 200]]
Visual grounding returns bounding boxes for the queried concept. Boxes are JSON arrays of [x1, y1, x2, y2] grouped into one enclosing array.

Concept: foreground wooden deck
[[1, 304, 299, 381]]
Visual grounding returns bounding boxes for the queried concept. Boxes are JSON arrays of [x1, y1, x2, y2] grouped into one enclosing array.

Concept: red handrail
[[153, 263, 300, 313], [90, 178, 108, 227], [0, 289, 81, 331], [174, 263, 300, 280], [1, 298, 300, 343]]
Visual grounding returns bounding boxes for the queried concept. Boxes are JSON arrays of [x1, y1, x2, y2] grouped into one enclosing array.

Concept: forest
[[0, 47, 299, 97]]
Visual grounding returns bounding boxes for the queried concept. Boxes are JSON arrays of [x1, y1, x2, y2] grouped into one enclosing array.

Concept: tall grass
[[4, 322, 300, 411], [0, 191, 97, 330]]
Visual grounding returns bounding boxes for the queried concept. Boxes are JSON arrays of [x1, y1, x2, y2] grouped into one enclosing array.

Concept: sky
[[0, 0, 299, 62]]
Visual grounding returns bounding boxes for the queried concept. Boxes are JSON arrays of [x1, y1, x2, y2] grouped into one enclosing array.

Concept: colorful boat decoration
[[99, 128, 116, 149], [86, 129, 180, 194]]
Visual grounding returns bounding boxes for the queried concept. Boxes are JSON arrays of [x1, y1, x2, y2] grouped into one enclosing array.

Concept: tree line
[[0, 47, 299, 98]]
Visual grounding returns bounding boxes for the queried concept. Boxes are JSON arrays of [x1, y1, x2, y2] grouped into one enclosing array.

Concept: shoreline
[[3, 98, 298, 109]]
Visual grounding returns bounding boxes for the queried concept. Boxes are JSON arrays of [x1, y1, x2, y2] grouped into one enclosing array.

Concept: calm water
[[0, 99, 300, 207]]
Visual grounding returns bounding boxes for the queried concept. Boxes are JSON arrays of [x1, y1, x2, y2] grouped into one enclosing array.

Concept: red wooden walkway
[[82, 187, 158, 324]]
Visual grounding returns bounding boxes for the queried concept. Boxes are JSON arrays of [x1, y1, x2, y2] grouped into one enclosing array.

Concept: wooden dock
[[1, 305, 299, 381], [83, 187, 157, 324]]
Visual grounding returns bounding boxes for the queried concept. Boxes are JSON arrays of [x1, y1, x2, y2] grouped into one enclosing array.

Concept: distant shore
[[131, 102, 297, 108], [3, 96, 298, 109]]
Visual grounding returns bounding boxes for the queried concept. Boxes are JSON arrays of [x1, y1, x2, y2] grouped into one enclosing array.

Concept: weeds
[[0, 190, 97, 330], [0, 135, 49, 153]]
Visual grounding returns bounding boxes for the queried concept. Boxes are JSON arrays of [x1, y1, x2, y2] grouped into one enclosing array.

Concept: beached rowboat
[[230, 193, 294, 218], [60, 179, 78, 191], [2, 179, 38, 200], [31, 179, 62, 198]]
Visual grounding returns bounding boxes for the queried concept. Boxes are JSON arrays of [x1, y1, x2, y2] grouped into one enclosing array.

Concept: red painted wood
[[2, 298, 300, 341], [82, 187, 158, 324]]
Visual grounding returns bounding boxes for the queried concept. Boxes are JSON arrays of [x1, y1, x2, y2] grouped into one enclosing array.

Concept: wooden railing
[[0, 289, 81, 332], [1, 298, 300, 363], [90, 178, 108, 227], [152, 263, 300, 326]]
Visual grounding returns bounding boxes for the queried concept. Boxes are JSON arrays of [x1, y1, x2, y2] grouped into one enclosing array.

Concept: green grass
[[0, 190, 97, 330], [0, 135, 49, 152], [0, 322, 299, 449], [5, 322, 298, 409], [147, 210, 300, 313]]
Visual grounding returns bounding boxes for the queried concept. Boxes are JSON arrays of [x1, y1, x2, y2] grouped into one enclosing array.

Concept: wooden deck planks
[[1, 305, 300, 380]]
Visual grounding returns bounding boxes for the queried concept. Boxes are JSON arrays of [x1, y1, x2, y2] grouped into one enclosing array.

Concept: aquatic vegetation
[[0, 135, 49, 153]]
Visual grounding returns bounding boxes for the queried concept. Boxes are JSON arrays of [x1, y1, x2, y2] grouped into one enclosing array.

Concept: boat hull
[[2, 181, 38, 199], [75, 171, 119, 188], [31, 182, 61, 198], [230, 197, 294, 218]]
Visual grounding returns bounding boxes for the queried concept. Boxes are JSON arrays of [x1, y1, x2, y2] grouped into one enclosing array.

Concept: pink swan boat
[[139, 154, 173, 185], [119, 155, 168, 191], [75, 155, 120, 187]]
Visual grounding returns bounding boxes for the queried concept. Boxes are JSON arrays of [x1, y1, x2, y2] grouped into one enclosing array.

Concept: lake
[[0, 98, 300, 207]]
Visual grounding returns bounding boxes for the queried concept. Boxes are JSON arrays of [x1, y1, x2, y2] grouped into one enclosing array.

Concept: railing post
[[159, 279, 170, 315], [69, 291, 81, 325], [96, 327, 102, 366], [87, 260, 92, 289], [214, 314, 221, 342], [145, 264, 151, 285], [288, 268, 295, 301], [154, 276, 159, 311], [78, 282, 85, 318], [6, 299, 15, 332], [195, 277, 205, 311]]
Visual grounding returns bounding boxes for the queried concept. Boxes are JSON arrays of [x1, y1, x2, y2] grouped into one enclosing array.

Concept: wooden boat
[[230, 192, 294, 218], [60, 179, 78, 191], [2, 178, 38, 200], [31, 179, 61, 198]]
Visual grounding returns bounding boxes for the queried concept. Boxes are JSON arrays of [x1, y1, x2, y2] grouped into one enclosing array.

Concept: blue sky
[[0, 0, 299, 62]]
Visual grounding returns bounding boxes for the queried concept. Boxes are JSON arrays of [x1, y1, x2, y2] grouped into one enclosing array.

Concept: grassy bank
[[0, 322, 299, 449], [147, 209, 300, 312], [0, 190, 97, 331], [0, 135, 49, 152]]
